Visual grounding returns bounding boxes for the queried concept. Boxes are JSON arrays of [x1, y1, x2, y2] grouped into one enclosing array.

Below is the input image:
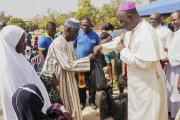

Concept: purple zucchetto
[[117, 2, 136, 11]]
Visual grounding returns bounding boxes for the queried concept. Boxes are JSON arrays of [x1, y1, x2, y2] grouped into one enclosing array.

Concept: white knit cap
[[64, 18, 80, 29]]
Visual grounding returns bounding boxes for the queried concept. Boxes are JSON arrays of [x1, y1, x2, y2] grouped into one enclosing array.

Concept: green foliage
[[0, 11, 11, 24], [7, 17, 26, 29], [0, 11, 6, 21], [164, 17, 171, 25], [34, 0, 127, 29], [25, 20, 38, 31], [38, 17, 52, 30], [2, 0, 144, 30], [75, 0, 98, 22], [33, 9, 75, 30], [98, 0, 125, 29], [56, 13, 74, 26]]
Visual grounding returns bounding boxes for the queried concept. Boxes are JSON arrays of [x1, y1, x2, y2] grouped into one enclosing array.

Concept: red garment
[[160, 60, 168, 72], [34, 40, 38, 48], [47, 103, 72, 120]]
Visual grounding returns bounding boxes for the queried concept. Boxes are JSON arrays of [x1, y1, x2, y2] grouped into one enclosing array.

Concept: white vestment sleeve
[[165, 30, 173, 49], [169, 59, 180, 74], [169, 58, 180, 68], [101, 41, 118, 54], [120, 48, 152, 69]]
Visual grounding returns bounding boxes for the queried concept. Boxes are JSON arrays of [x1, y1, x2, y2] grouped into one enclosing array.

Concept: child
[[100, 32, 124, 90], [34, 36, 39, 50]]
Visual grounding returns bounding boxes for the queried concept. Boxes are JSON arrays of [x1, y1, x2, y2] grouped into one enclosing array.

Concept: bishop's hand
[[115, 43, 125, 53]]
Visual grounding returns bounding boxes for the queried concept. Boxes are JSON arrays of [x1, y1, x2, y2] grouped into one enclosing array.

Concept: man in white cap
[[41, 18, 96, 120], [94, 2, 168, 120]]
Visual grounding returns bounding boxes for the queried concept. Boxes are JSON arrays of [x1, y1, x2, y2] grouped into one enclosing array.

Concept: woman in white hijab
[[0, 25, 51, 120]]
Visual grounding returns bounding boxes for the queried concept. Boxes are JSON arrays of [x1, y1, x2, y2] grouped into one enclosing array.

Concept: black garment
[[99, 53, 107, 68], [79, 72, 96, 105], [25, 32, 32, 47], [12, 84, 47, 120]]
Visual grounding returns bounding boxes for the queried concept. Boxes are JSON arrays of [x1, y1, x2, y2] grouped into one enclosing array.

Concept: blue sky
[[0, 0, 111, 18]]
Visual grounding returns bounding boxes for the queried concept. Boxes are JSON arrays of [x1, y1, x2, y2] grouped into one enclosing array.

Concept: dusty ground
[[82, 91, 113, 120]]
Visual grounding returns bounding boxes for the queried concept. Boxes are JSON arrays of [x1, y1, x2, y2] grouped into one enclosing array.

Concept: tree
[[75, 0, 127, 28], [0, 11, 6, 21], [98, 0, 125, 29], [56, 12, 75, 26], [7, 17, 26, 29], [75, 0, 99, 27], [0, 11, 11, 24], [37, 9, 64, 30], [25, 20, 38, 31], [3, 0, 143, 30]]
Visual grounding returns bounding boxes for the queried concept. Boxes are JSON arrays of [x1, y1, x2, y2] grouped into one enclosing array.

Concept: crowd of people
[[0, 1, 180, 120]]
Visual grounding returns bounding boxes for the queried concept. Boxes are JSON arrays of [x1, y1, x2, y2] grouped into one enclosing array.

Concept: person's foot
[[80, 103, 85, 110], [89, 103, 97, 110]]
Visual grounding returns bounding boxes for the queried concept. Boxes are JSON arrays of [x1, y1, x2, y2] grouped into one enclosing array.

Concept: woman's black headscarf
[[12, 84, 47, 120]]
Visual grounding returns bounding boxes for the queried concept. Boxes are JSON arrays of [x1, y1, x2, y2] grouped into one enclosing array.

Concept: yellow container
[[78, 72, 86, 88]]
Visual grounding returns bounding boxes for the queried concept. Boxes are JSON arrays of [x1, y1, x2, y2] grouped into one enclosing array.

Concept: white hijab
[[168, 29, 180, 67], [0, 25, 51, 120]]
